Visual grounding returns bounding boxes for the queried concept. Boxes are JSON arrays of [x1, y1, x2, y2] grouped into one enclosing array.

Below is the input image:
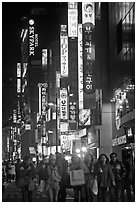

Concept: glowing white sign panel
[[82, 2, 95, 25], [68, 2, 78, 37], [17, 63, 21, 77], [42, 49, 47, 66], [56, 71, 61, 88], [17, 78, 21, 93], [60, 134, 71, 150], [78, 24, 84, 109], [23, 63, 27, 78], [60, 89, 68, 120], [60, 122, 69, 132], [60, 27, 68, 77]]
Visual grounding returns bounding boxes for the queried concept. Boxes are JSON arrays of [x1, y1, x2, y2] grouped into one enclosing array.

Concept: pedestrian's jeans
[[21, 185, 33, 202], [74, 185, 85, 202], [109, 181, 123, 202], [97, 186, 108, 202]]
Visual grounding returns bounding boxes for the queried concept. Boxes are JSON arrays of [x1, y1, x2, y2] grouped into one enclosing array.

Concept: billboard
[[60, 25, 68, 77], [68, 2, 78, 37]]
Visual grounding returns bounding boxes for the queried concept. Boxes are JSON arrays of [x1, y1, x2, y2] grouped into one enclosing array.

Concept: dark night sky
[[2, 2, 67, 124]]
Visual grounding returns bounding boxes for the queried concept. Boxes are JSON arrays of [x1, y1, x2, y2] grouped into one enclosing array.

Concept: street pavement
[[2, 181, 74, 202], [3, 181, 134, 202]]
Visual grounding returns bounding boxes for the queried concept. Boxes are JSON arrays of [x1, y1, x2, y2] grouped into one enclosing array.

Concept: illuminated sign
[[13, 110, 17, 123], [38, 83, 48, 116], [22, 63, 27, 78], [68, 2, 78, 37], [60, 89, 68, 120], [60, 122, 69, 132], [42, 49, 47, 66], [49, 49, 52, 65], [69, 101, 77, 122], [78, 24, 84, 109], [112, 135, 127, 146], [79, 109, 91, 126], [41, 84, 48, 116], [60, 134, 71, 150], [60, 25, 68, 77], [83, 24, 95, 94], [56, 71, 61, 88], [17, 78, 21, 93], [17, 63, 21, 77], [82, 2, 95, 25], [29, 19, 39, 56]]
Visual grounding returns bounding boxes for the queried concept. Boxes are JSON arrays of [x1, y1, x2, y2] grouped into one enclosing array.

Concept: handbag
[[38, 180, 45, 193], [70, 169, 85, 186], [92, 178, 98, 195]]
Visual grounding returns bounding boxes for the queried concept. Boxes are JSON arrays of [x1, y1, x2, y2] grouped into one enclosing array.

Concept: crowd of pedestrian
[[2, 151, 135, 202]]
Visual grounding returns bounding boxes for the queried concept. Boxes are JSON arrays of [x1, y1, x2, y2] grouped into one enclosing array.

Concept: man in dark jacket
[[17, 155, 36, 202], [109, 153, 126, 201]]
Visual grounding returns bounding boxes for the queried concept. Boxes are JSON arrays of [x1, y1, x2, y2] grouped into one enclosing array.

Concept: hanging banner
[[68, 2, 78, 37]]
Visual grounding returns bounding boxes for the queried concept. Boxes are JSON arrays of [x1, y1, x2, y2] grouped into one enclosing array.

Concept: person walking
[[46, 154, 61, 202], [83, 153, 97, 201], [109, 152, 126, 201], [17, 155, 36, 202], [56, 153, 68, 202], [94, 154, 115, 202], [123, 154, 134, 201], [70, 154, 88, 202], [15, 159, 21, 187]]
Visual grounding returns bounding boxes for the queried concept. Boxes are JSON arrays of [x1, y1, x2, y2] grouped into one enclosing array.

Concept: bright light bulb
[[76, 148, 80, 153]]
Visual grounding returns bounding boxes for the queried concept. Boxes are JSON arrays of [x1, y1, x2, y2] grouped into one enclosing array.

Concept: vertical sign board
[[69, 101, 77, 122], [41, 83, 48, 117], [60, 89, 68, 121], [78, 24, 84, 110], [42, 49, 47, 67], [82, 2, 96, 109], [17, 63, 21, 94], [38, 83, 48, 116], [82, 2, 95, 25], [68, 2, 78, 38], [60, 25, 68, 77], [28, 19, 39, 57]]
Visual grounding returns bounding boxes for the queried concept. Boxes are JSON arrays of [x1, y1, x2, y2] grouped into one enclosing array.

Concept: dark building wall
[[108, 2, 135, 96], [95, 3, 109, 102]]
